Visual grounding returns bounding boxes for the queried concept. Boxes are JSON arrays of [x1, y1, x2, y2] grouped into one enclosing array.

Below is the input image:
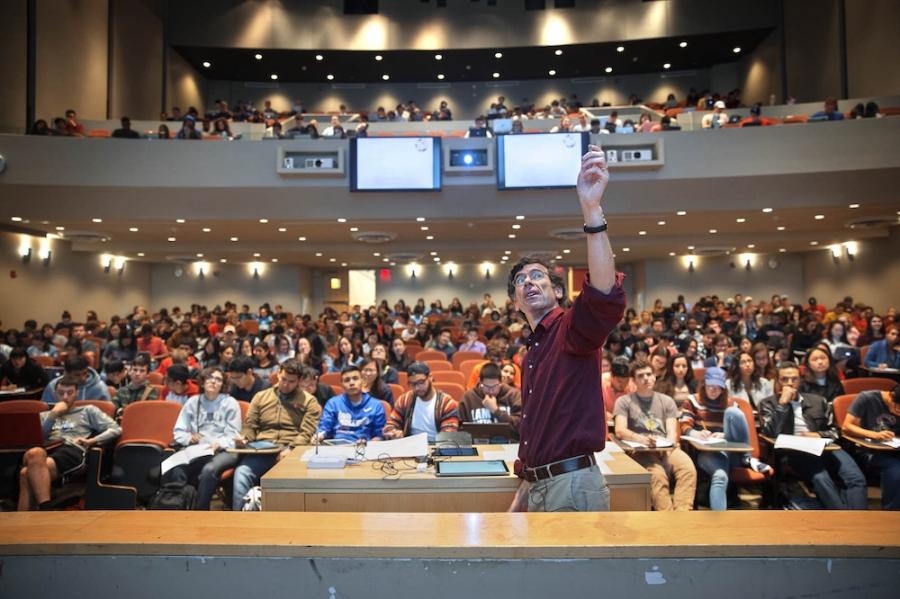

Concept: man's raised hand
[[576, 144, 610, 222]]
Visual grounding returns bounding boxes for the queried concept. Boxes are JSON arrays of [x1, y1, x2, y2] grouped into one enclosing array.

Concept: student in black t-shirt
[[843, 385, 900, 510]]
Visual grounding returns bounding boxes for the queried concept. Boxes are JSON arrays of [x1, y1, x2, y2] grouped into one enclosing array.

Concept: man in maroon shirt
[[508, 143, 626, 512]]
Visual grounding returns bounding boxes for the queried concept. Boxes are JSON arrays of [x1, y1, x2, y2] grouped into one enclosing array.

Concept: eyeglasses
[[409, 378, 429, 387], [207, 376, 224, 383], [513, 269, 548, 287], [481, 382, 501, 393]]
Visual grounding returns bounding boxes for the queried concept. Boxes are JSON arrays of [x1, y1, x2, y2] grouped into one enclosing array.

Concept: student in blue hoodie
[[41, 355, 111, 404], [315, 365, 386, 443]]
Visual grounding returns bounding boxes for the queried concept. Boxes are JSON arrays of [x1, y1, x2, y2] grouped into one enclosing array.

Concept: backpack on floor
[[148, 482, 197, 510]]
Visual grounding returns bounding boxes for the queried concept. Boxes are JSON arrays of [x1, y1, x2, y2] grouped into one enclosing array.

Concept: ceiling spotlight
[[416, 217, 426, 222], [687, 245, 695, 250], [430, 251, 438, 256], [259, 218, 269, 224], [548, 69, 556, 76], [779, 248, 786, 253], [253, 252, 261, 257], [298, 236, 307, 241], [762, 207, 773, 213], [341, 262, 348, 267], [350, 227, 359, 232], [196, 253, 204, 257], [777, 226, 786, 231], [622, 247, 630, 252], [709, 229, 718, 234], [202, 227, 211, 232], [679, 41, 688, 48], [337, 218, 347, 223], [736, 218, 746, 223], [129, 227, 139, 232], [605, 67, 613, 73], [329, 258, 336, 262], [747, 244, 756, 249], [638, 230, 647, 236], [616, 46, 624, 53], [278, 227, 287, 232], [92, 218, 103, 223], [271, 258, 279, 263], [315, 252, 323, 257], [382, 258, 389, 262], [167, 237, 176, 242], [434, 54, 443, 60], [814, 214, 825, 220], [55, 226, 65, 231], [420, 226, 430, 231], [849, 203, 860, 208], [137, 252, 145, 257], [254, 53, 262, 60], [669, 252, 676, 257], [382, 74, 390, 80], [504, 250, 511, 254], [495, 52, 503, 59], [492, 72, 500, 78], [512, 224, 521, 230], [676, 210, 687, 216], [230, 237, 239, 242], [556, 255, 563, 260], [270, 74, 278, 80], [220, 258, 227, 263], [733, 47, 742, 54], [176, 218, 185, 223], [657, 220, 666, 226], [315, 54, 324, 61], [437, 74, 445, 80], [326, 74, 334, 80], [563, 249, 571, 254], [810, 241, 819, 246], [508, 234, 516, 239], [663, 63, 671, 69], [555, 49, 563, 56], [202, 61, 211, 68], [515, 215, 525, 221], [375, 55, 383, 61], [426, 235, 434, 240]]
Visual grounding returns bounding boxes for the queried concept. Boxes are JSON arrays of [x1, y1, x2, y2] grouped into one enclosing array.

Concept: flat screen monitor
[[350, 136, 442, 191], [497, 131, 588, 190]]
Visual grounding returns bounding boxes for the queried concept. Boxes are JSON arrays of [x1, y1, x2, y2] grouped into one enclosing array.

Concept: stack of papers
[[687, 436, 728, 445], [161, 444, 214, 475], [774, 434, 829, 456], [620, 437, 674, 449], [300, 433, 430, 462]]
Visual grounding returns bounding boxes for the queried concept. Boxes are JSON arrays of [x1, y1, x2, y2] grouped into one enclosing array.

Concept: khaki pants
[[527, 465, 610, 512], [634, 447, 697, 511]]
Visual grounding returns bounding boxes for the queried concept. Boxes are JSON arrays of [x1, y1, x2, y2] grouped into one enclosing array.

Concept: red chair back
[[388, 384, 405, 400], [832, 393, 857, 430], [842, 377, 895, 394], [74, 400, 116, 419], [415, 350, 447, 362], [432, 371, 465, 386], [434, 382, 465, 404], [0, 400, 48, 413], [320, 372, 342, 387], [117, 401, 182, 448], [452, 351, 484, 370], [424, 360, 453, 372]]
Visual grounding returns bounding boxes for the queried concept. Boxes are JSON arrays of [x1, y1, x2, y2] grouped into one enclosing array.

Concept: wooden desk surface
[[263, 444, 650, 492], [1, 511, 898, 559]]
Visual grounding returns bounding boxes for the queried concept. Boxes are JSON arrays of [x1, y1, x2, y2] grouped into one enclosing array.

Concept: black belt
[[523, 454, 596, 482]]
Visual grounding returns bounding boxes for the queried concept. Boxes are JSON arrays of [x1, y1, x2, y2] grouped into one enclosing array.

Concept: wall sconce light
[[844, 241, 857, 262], [830, 245, 841, 264], [194, 261, 209, 279], [481, 261, 494, 281], [19, 242, 32, 264], [406, 262, 419, 280], [101, 254, 113, 273], [248, 261, 264, 279], [114, 256, 126, 274], [38, 243, 51, 267], [448, 269, 454, 281], [738, 253, 754, 271], [682, 255, 696, 273]]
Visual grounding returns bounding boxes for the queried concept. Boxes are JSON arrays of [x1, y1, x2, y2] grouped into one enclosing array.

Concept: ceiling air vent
[[352, 231, 397, 244], [549, 227, 586, 241], [846, 215, 899, 229], [691, 246, 733, 257], [386, 253, 423, 263], [57, 230, 110, 243], [165, 255, 199, 263]]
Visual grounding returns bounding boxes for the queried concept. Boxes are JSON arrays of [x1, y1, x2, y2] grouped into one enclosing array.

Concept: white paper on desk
[[300, 445, 358, 461], [481, 443, 520, 463], [687, 435, 728, 445], [364, 433, 428, 460], [160, 443, 214, 475], [604, 441, 624, 453], [882, 437, 900, 449], [0, 388, 26, 395], [620, 437, 674, 449], [775, 434, 828, 456]]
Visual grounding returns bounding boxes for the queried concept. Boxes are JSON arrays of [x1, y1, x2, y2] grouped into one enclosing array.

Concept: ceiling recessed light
[[434, 54, 442, 60], [512, 224, 521, 230], [736, 218, 746, 223], [426, 235, 434, 240], [220, 258, 227, 263], [733, 47, 742, 54], [298, 236, 307, 241], [676, 210, 687, 216], [341, 262, 348, 267], [350, 227, 359, 232], [202, 61, 211, 68], [202, 227, 211, 233], [762, 207, 773, 213], [383, 258, 390, 262], [616, 46, 625, 52], [270, 74, 278, 80], [777, 226, 786, 231], [687, 245, 695, 250], [271, 258, 279, 263], [420, 226, 429, 231], [563, 249, 571, 254], [10, 216, 22, 222], [515, 215, 525, 220], [55, 226, 65, 231], [337, 218, 347, 223], [167, 237, 176, 242], [278, 227, 287, 232], [622, 247, 630, 252], [329, 258, 336, 262], [810, 241, 819, 246], [747, 244, 756, 249], [315, 54, 324, 61], [492, 72, 500, 78], [555, 255, 563, 260], [555, 49, 563, 56], [254, 53, 262, 60], [137, 252, 145, 257], [849, 203, 860, 208], [315, 252, 323, 257], [259, 218, 268, 224], [253, 252, 261, 257], [504, 250, 511, 255], [814, 214, 825, 220], [326, 74, 334, 80], [663, 63, 671, 69], [129, 227, 139, 232], [709, 229, 718, 234], [196, 253, 204, 258], [437, 74, 444, 80], [176, 218, 185, 223], [382, 74, 390, 80], [668, 252, 676, 256], [230, 237, 239, 242], [657, 220, 666, 226], [548, 69, 556, 76], [508, 234, 516, 239], [374, 55, 382, 61], [373, 252, 381, 257], [416, 217, 426, 222], [638, 230, 647, 235], [494, 52, 503, 59], [430, 251, 438, 256], [433, 257, 441, 262], [605, 67, 613, 74], [679, 41, 688, 48], [779, 248, 787, 253], [92, 218, 103, 223]]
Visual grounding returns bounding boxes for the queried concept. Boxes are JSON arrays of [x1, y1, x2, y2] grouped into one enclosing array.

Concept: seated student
[[41, 355, 111, 404], [864, 325, 899, 370], [703, 334, 735, 369], [18, 375, 121, 511], [810, 97, 845, 121], [842, 385, 900, 510], [458, 328, 487, 356], [459, 363, 521, 435], [111, 116, 141, 138], [653, 353, 696, 405], [252, 341, 280, 382], [602, 357, 636, 418], [0, 347, 50, 391], [680, 368, 771, 511], [231, 359, 322, 511], [155, 338, 199, 377], [798, 345, 843, 404], [316, 365, 385, 443], [286, 114, 319, 139], [296, 366, 334, 409], [175, 118, 202, 139], [725, 350, 774, 408], [759, 361, 867, 509], [740, 104, 773, 127], [464, 115, 494, 138], [383, 362, 459, 442], [426, 328, 457, 360], [163, 366, 241, 510], [161, 364, 197, 405], [701, 101, 728, 128], [360, 358, 394, 406], [136, 324, 168, 363], [226, 356, 271, 402], [102, 359, 128, 389], [112, 354, 159, 417], [614, 359, 697, 511]]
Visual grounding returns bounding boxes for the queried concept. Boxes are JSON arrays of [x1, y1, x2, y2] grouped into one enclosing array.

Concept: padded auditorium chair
[[215, 401, 251, 508], [831, 394, 856, 431], [451, 351, 484, 370], [458, 359, 484, 389], [319, 372, 342, 387], [434, 382, 465, 405], [414, 350, 447, 362], [842, 377, 895, 394], [83, 447, 137, 510], [432, 371, 466, 386], [423, 360, 453, 372], [74, 400, 116, 419], [107, 401, 182, 505], [0, 400, 48, 413], [728, 398, 776, 507], [388, 384, 405, 401]]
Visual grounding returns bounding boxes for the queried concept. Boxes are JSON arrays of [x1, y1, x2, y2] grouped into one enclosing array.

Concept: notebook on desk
[[0, 413, 44, 449]]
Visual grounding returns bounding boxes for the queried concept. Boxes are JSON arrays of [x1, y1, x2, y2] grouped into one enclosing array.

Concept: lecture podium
[[261, 443, 651, 512]]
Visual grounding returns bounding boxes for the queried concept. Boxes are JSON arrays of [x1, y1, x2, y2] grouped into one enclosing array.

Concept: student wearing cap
[[701, 100, 728, 129], [383, 362, 459, 442], [681, 367, 771, 511], [739, 104, 773, 127], [601, 357, 636, 417]]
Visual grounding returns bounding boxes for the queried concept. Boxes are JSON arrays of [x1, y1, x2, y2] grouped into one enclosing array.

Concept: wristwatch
[[583, 222, 608, 234]]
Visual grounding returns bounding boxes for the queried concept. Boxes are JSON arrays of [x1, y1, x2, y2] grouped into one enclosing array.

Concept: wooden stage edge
[[2, 511, 899, 560]]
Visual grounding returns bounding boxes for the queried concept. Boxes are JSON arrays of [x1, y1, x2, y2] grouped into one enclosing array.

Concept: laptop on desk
[[459, 422, 516, 444], [0, 413, 45, 450]]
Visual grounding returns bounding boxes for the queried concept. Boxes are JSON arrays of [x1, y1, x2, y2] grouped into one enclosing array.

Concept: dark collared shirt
[[515, 274, 626, 476]]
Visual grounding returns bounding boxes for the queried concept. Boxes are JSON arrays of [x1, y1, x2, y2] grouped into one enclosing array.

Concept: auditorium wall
[[111, 0, 164, 120], [167, 49, 207, 116], [845, 0, 900, 98], [0, 231, 151, 326], [0, 1, 27, 133], [738, 30, 783, 106]]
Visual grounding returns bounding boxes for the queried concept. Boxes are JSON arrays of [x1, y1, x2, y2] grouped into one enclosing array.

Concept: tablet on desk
[[433, 447, 479, 457], [434, 460, 509, 477]]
